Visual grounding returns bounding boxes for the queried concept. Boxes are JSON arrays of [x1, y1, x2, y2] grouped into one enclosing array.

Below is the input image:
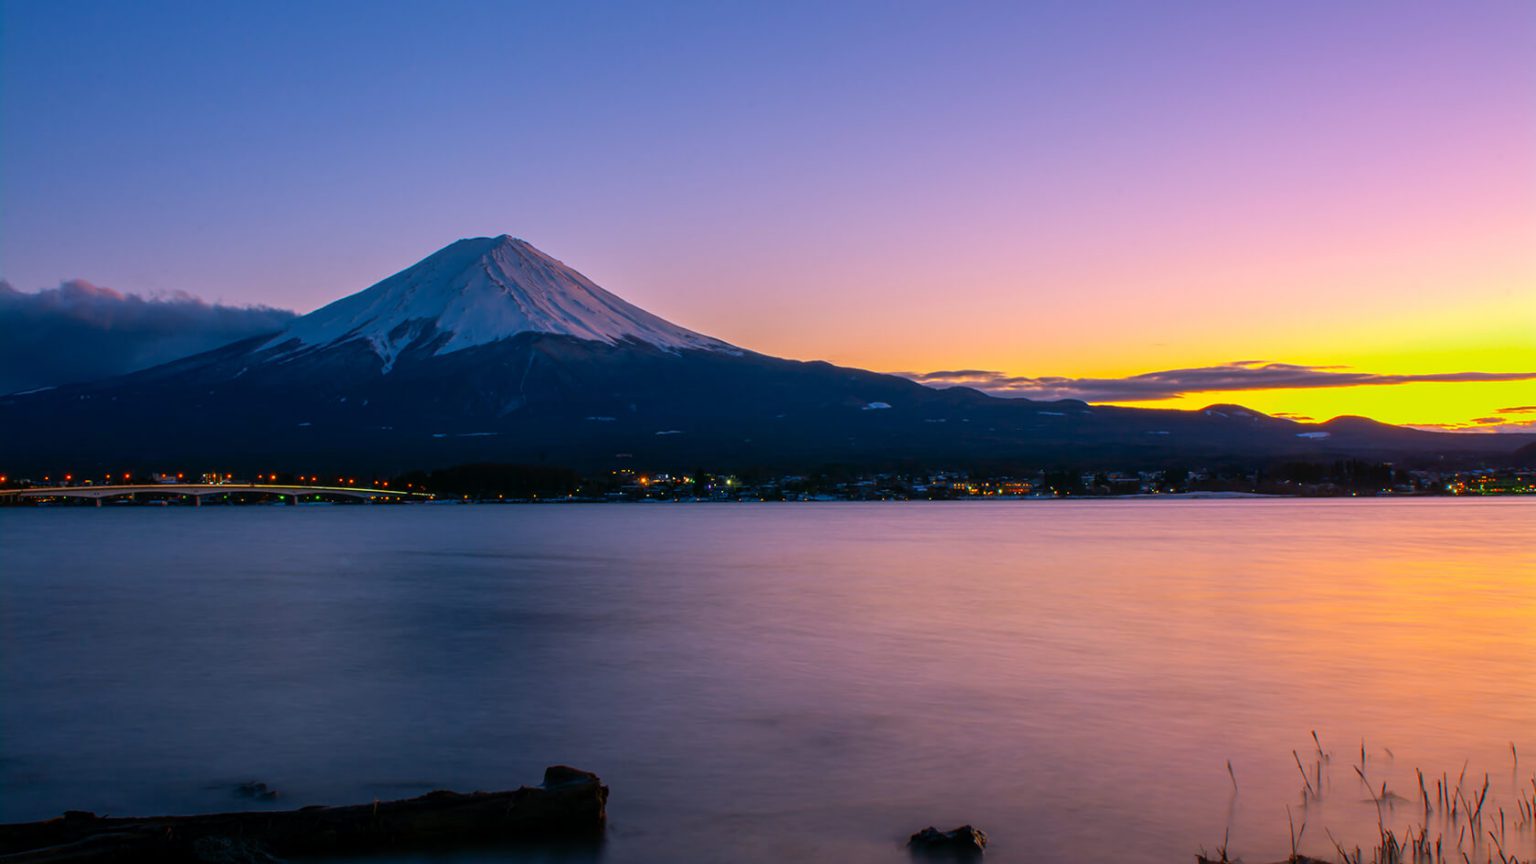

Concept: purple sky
[[2, 1, 1532, 426]]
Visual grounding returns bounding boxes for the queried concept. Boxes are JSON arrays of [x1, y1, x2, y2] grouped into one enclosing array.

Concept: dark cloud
[[902, 360, 1536, 403], [1408, 407, 1536, 434], [1407, 419, 1536, 434], [0, 279, 296, 394]]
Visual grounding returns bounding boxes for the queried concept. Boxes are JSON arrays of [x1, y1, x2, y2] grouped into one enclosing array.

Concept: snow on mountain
[[267, 235, 731, 370]]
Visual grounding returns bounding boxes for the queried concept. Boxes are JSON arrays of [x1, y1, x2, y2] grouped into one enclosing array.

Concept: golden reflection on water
[[820, 499, 1535, 863]]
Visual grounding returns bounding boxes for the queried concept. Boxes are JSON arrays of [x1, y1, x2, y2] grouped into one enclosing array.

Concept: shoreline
[[9, 491, 1534, 508]]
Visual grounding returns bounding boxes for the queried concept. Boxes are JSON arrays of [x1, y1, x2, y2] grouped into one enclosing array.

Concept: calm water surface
[[1, 501, 1532, 863]]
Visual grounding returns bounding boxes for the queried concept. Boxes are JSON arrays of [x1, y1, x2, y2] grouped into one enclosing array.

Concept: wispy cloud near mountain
[[0, 280, 296, 394], [903, 361, 1536, 404], [1409, 405, 1536, 434]]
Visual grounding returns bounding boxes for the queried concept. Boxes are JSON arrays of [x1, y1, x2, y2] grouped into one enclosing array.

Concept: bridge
[[0, 483, 431, 506]]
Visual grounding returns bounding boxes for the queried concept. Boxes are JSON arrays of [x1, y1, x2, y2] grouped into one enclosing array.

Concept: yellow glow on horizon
[[1101, 378, 1536, 429], [1091, 341, 1536, 427], [843, 333, 1536, 428]]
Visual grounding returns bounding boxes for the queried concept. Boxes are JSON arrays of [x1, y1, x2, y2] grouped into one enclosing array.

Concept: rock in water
[[909, 824, 988, 857], [233, 781, 279, 800]]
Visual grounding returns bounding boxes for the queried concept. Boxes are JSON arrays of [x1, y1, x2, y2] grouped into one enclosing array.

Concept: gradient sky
[[2, 0, 1533, 428]]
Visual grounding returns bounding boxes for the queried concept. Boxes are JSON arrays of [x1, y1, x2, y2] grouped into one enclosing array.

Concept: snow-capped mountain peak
[[267, 235, 731, 369]]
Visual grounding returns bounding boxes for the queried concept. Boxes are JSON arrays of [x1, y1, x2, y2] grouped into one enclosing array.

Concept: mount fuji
[[1, 236, 1525, 473], [268, 235, 732, 371]]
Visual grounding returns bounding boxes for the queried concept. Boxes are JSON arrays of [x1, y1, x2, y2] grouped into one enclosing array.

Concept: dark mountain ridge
[[2, 237, 1528, 475]]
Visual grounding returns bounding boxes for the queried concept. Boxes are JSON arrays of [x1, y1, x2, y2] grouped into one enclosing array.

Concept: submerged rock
[[234, 781, 280, 800], [909, 824, 988, 857]]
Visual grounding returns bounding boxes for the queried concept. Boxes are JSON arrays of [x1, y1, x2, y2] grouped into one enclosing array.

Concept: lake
[[1, 500, 1532, 863]]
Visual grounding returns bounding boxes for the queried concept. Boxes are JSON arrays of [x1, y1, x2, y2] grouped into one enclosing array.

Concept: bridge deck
[[0, 483, 423, 501]]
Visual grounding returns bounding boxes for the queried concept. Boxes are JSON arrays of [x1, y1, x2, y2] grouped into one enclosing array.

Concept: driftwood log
[[0, 765, 607, 863]]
